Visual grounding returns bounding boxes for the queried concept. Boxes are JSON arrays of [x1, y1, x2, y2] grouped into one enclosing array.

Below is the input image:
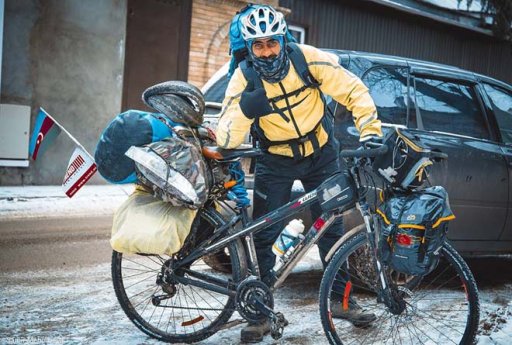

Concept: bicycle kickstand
[[250, 297, 287, 340]]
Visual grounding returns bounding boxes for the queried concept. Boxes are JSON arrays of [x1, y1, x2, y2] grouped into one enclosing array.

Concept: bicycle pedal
[[270, 312, 286, 340]]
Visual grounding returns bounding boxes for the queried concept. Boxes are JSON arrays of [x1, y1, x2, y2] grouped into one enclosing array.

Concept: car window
[[413, 77, 490, 139], [362, 67, 408, 126], [204, 75, 229, 104], [483, 83, 512, 144]]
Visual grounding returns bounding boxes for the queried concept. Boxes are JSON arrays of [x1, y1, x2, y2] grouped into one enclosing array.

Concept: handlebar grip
[[340, 145, 388, 158]]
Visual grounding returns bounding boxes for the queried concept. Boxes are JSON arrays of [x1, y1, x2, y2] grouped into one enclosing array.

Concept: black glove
[[239, 80, 274, 119], [361, 135, 383, 149]]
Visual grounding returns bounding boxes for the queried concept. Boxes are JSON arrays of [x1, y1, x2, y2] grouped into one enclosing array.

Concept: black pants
[[252, 139, 345, 286]]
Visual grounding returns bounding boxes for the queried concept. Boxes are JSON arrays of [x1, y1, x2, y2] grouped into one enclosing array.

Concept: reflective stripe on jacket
[[216, 44, 382, 157]]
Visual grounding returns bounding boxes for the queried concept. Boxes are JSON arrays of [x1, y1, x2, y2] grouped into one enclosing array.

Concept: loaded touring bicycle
[[107, 81, 479, 344]]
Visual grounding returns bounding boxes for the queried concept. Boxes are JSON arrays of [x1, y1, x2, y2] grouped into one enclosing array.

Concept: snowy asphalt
[[0, 185, 511, 344]]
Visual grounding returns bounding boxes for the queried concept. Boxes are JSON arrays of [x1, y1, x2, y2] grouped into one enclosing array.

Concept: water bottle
[[272, 219, 305, 271]]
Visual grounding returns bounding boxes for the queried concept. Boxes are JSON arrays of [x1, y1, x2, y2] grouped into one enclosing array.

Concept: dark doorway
[[122, 0, 192, 111]]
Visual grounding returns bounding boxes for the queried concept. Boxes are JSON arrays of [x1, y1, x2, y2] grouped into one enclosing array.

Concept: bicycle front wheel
[[319, 232, 480, 345], [112, 208, 246, 343]]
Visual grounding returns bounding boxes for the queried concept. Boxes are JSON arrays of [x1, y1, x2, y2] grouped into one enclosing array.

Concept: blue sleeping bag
[[95, 110, 175, 184]]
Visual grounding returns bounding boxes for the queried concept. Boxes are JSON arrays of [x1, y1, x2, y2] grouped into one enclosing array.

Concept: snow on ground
[[1, 186, 511, 344], [0, 257, 328, 344], [1, 257, 511, 344], [0, 185, 133, 219], [476, 285, 512, 345], [479, 320, 512, 345]]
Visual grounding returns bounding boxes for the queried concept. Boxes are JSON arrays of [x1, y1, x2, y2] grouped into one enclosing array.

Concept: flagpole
[[39, 107, 95, 161]]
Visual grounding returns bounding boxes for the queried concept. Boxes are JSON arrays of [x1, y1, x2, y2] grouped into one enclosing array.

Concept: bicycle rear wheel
[[112, 208, 246, 343], [319, 232, 479, 345]]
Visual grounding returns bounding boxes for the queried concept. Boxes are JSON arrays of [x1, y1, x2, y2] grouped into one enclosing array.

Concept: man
[[216, 5, 382, 343]]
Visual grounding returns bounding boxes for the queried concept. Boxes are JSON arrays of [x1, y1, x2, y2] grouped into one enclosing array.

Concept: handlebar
[[339, 145, 388, 158], [340, 145, 448, 162]]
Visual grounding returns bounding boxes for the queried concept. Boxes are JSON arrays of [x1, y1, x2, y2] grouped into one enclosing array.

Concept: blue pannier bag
[[228, 3, 297, 79], [95, 110, 175, 184], [376, 186, 456, 276]]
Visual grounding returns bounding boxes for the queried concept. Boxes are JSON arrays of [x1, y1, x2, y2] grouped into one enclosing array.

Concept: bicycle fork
[[359, 202, 406, 315]]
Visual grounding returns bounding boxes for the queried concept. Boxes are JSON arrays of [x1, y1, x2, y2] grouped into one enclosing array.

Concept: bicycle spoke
[[140, 254, 165, 267], [189, 284, 227, 315], [123, 272, 157, 290], [123, 257, 160, 272], [165, 292, 177, 333], [320, 233, 478, 345], [355, 309, 393, 344], [415, 311, 461, 344], [141, 285, 161, 319], [123, 269, 157, 279], [414, 306, 466, 336], [406, 319, 439, 344], [129, 284, 161, 307], [180, 285, 197, 333], [404, 320, 425, 345], [412, 276, 461, 303], [187, 285, 216, 324], [156, 294, 167, 329], [122, 266, 156, 273], [332, 275, 378, 296]]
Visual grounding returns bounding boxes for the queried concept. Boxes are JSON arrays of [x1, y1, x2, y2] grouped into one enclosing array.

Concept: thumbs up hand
[[239, 80, 275, 119]]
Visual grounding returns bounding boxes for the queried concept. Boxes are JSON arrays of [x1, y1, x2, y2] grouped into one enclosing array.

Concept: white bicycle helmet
[[240, 6, 287, 40]]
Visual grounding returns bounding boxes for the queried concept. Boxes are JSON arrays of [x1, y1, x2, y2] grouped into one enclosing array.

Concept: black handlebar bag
[[376, 186, 455, 276], [373, 128, 433, 190]]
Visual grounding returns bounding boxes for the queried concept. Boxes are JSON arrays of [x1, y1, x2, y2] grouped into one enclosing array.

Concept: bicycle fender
[[324, 223, 365, 262]]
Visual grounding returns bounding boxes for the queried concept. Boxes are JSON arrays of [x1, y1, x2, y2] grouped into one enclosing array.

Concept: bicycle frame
[[173, 186, 338, 294], [171, 163, 382, 301]]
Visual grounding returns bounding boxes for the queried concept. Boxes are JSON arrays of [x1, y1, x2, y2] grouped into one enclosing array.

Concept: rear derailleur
[[151, 263, 179, 306]]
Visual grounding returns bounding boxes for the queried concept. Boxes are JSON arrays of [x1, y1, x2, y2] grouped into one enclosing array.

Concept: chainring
[[235, 279, 274, 323]]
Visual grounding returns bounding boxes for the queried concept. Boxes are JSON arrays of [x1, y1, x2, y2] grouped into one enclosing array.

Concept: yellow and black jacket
[[216, 44, 382, 157]]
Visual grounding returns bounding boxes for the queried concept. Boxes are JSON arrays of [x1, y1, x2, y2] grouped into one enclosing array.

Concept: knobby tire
[[319, 231, 480, 345], [111, 207, 245, 343]]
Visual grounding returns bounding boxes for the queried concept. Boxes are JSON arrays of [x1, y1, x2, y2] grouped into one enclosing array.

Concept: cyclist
[[216, 5, 382, 342]]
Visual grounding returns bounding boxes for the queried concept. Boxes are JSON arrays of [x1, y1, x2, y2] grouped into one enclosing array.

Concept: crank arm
[[250, 297, 286, 340], [250, 296, 274, 318]]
